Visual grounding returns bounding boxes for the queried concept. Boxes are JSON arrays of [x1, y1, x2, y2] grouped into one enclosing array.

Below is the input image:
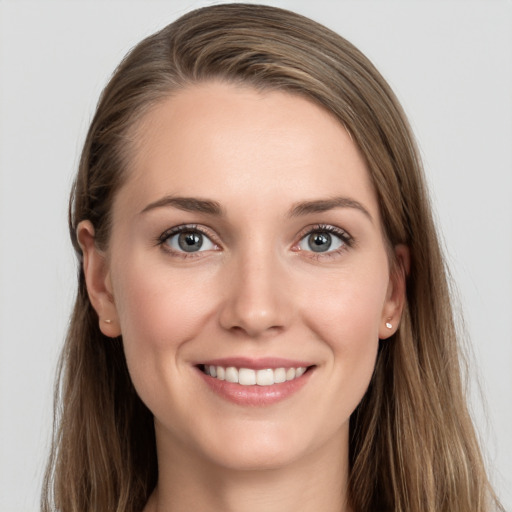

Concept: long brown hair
[[42, 4, 503, 511]]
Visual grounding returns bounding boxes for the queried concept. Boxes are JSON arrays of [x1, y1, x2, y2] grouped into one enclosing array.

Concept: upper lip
[[197, 357, 314, 370]]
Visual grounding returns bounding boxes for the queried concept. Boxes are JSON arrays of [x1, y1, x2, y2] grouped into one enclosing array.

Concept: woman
[[41, 4, 503, 511]]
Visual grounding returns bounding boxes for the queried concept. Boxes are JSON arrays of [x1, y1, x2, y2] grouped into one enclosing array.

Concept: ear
[[77, 220, 121, 338], [379, 244, 410, 339]]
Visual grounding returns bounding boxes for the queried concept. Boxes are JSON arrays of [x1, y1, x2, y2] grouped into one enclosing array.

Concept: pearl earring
[[103, 319, 113, 324], [385, 321, 392, 329]]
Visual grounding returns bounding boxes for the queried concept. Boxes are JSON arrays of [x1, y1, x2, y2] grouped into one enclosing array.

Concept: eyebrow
[[140, 196, 223, 216], [288, 197, 373, 222], [140, 195, 372, 222]]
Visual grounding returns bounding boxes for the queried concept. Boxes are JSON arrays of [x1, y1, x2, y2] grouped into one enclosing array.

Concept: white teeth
[[239, 368, 256, 386], [256, 368, 274, 386], [225, 366, 238, 383], [203, 365, 308, 386], [274, 367, 286, 383]]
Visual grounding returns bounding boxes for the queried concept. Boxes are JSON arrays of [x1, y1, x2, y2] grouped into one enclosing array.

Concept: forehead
[[117, 81, 379, 219]]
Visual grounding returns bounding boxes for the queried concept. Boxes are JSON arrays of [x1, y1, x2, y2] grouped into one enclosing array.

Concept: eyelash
[[294, 224, 354, 260], [156, 224, 219, 259], [155, 223, 354, 259]]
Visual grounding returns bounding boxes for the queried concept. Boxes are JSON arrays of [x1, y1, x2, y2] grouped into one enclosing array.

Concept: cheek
[[301, 264, 388, 400], [303, 262, 388, 339], [114, 258, 216, 347], [110, 254, 221, 405], [110, 255, 222, 422]]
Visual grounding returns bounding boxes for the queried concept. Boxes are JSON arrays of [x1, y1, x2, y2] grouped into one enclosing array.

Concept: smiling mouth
[[198, 365, 313, 386]]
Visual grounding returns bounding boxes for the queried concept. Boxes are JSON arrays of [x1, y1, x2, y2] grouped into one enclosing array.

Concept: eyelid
[[156, 224, 221, 255], [293, 224, 354, 254], [154, 223, 353, 258]]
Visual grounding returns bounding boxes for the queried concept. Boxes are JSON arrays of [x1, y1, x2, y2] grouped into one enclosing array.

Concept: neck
[[144, 426, 352, 512]]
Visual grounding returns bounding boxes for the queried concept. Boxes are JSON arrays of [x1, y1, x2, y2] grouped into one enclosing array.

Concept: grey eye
[[298, 231, 344, 253], [166, 230, 216, 253]]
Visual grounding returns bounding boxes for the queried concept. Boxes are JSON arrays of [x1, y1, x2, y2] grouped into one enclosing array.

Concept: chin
[[192, 420, 322, 472], [206, 443, 302, 472]]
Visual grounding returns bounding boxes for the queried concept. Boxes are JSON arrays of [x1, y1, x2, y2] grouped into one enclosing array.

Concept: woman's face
[[83, 82, 405, 471]]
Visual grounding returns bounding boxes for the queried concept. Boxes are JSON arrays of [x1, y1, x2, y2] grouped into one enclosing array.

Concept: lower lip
[[196, 367, 313, 406]]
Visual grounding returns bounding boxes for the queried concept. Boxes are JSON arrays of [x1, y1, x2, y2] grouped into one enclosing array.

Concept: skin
[[78, 82, 408, 512]]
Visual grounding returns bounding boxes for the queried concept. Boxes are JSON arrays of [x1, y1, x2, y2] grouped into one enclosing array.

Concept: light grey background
[[1, 1, 511, 510]]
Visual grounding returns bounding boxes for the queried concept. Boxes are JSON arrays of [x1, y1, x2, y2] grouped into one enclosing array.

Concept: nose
[[218, 247, 292, 338]]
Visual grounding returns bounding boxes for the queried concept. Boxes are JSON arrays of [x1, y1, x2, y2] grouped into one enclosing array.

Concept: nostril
[[225, 323, 284, 339]]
